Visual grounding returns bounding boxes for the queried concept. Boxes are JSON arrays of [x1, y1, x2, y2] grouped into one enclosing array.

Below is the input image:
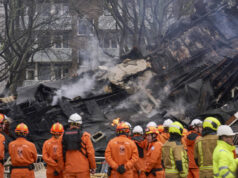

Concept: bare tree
[[0, 0, 70, 94]]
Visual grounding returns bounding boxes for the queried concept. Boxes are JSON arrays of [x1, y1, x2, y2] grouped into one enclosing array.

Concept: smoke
[[52, 37, 117, 105]]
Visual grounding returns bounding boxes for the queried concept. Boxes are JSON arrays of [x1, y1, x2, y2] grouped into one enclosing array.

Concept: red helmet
[[145, 126, 159, 135], [0, 114, 5, 124], [116, 122, 130, 133], [15, 123, 29, 134], [50, 122, 64, 135]]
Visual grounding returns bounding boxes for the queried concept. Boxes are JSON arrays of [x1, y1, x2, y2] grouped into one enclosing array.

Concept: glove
[[53, 170, 59, 176], [117, 165, 126, 174]]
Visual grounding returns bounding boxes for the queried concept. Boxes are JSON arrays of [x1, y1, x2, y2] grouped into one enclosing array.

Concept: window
[[53, 35, 69, 48], [53, 64, 70, 80], [26, 70, 35, 80], [103, 37, 117, 49], [78, 18, 93, 35], [38, 64, 51, 80]]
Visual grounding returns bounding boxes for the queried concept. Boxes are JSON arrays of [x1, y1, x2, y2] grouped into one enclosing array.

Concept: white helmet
[[190, 119, 203, 127], [146, 121, 157, 128], [163, 119, 173, 127], [68, 113, 82, 124], [132, 125, 143, 134], [124, 122, 132, 129], [217, 125, 235, 136]]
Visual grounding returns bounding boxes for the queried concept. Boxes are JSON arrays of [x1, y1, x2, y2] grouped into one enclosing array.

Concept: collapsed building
[[0, 1, 238, 157]]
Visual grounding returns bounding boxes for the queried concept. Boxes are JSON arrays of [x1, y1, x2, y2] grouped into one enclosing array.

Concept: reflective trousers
[[199, 169, 213, 178], [47, 172, 64, 178]]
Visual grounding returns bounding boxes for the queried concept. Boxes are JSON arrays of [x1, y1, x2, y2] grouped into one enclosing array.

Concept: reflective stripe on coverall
[[162, 141, 188, 178], [64, 132, 96, 178], [105, 135, 139, 178], [0, 133, 5, 178], [145, 141, 164, 178], [213, 140, 238, 178], [194, 134, 218, 178], [184, 131, 200, 178], [43, 136, 64, 178], [9, 137, 37, 178]]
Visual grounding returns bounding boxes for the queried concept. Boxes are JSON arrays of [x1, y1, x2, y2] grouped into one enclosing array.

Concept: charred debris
[[0, 3, 238, 156]]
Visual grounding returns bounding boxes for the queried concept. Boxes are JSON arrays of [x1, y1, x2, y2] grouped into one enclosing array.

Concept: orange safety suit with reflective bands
[[184, 131, 200, 178], [105, 135, 139, 178], [9, 137, 37, 178], [43, 136, 64, 178], [145, 140, 165, 178], [0, 133, 5, 178], [63, 131, 96, 178]]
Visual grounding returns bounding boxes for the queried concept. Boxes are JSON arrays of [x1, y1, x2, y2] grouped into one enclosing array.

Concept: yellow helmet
[[203, 117, 221, 131], [169, 121, 184, 135]]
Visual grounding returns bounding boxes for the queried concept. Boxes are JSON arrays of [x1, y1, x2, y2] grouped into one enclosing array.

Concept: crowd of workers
[[0, 112, 237, 178]]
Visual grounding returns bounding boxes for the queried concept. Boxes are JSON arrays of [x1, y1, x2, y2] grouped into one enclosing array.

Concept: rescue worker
[[146, 122, 157, 128], [213, 125, 237, 178], [184, 119, 202, 178], [9, 123, 37, 178], [0, 114, 5, 178], [62, 113, 96, 178], [159, 119, 173, 144], [131, 125, 146, 178], [162, 121, 188, 178], [43, 122, 64, 178], [194, 116, 221, 178], [144, 126, 164, 178], [105, 122, 138, 178]]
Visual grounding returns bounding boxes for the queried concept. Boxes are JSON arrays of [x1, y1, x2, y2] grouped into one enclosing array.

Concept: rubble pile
[[0, 1, 238, 156]]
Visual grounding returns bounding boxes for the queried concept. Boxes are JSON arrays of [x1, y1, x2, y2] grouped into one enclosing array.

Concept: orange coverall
[[9, 137, 37, 178], [0, 133, 5, 178], [157, 132, 169, 144], [132, 138, 147, 178], [64, 132, 96, 178], [184, 131, 200, 178], [105, 135, 139, 178], [43, 136, 64, 178], [145, 141, 164, 178]]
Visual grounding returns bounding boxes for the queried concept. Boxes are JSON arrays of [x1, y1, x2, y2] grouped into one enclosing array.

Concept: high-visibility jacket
[[0, 133, 5, 178], [105, 135, 138, 178], [194, 134, 218, 171], [145, 141, 164, 177], [42, 136, 64, 177], [162, 141, 188, 177], [213, 140, 238, 178]]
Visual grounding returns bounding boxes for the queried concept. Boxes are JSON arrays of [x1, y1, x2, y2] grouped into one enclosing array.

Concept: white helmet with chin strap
[[132, 125, 143, 135], [68, 113, 82, 124], [190, 119, 202, 127]]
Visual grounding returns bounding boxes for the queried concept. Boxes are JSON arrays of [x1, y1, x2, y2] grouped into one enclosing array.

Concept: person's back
[[9, 123, 37, 178], [194, 116, 221, 178], [105, 122, 138, 178], [162, 122, 188, 178]]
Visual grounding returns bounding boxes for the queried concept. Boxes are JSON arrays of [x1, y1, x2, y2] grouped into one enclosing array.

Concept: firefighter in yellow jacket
[[213, 125, 237, 178], [194, 116, 221, 178], [162, 121, 188, 178]]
